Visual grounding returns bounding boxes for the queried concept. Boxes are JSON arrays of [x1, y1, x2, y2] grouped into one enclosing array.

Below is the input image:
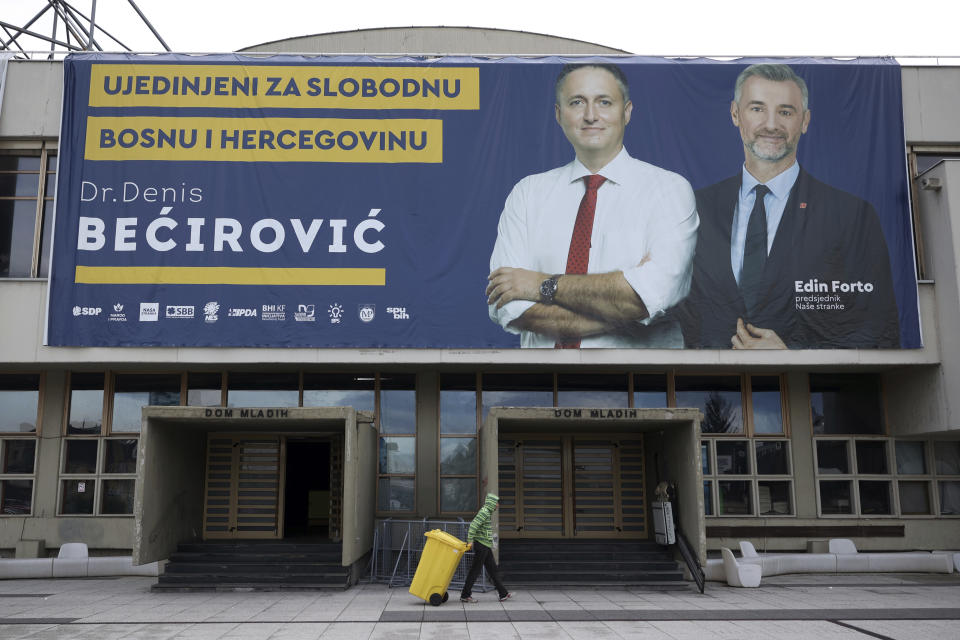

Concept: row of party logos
[[71, 302, 410, 324]]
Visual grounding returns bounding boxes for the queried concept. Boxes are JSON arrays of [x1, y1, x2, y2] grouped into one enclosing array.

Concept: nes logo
[[358, 304, 375, 323], [139, 302, 159, 321], [165, 305, 195, 319], [387, 306, 410, 320], [295, 304, 316, 322], [203, 301, 219, 323]]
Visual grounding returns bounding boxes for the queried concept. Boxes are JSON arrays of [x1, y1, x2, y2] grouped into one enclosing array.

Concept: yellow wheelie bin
[[409, 529, 469, 606]]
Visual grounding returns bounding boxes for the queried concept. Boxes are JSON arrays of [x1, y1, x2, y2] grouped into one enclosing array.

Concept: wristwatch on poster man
[[539, 275, 560, 304]]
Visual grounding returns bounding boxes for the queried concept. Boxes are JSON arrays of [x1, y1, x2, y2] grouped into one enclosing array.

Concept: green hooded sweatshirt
[[467, 493, 499, 547]]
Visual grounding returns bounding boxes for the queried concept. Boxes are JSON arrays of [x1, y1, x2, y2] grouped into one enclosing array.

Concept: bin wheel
[[429, 593, 443, 606], [442, 591, 449, 603]]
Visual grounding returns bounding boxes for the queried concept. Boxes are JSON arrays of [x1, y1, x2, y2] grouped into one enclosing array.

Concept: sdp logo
[[72, 306, 102, 316]]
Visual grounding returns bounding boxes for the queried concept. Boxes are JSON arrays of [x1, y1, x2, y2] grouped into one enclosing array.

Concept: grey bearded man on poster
[[486, 63, 699, 348], [678, 63, 900, 349]]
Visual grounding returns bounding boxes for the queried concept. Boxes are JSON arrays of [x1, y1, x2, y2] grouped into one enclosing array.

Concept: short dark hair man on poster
[[486, 63, 699, 348], [679, 63, 900, 349], [459, 493, 511, 603]]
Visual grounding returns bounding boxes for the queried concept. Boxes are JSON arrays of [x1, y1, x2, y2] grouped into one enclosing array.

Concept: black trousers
[[460, 541, 508, 598]]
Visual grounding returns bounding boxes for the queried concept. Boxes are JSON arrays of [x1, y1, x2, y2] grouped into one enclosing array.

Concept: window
[[481, 373, 553, 421], [377, 374, 416, 513], [0, 147, 55, 278], [0, 373, 41, 433], [557, 373, 628, 407], [59, 437, 138, 515], [1, 438, 36, 515], [439, 374, 478, 513], [227, 372, 299, 407], [187, 372, 223, 407], [303, 373, 375, 412], [677, 374, 785, 436], [702, 439, 793, 516], [677, 375, 743, 434], [633, 373, 667, 409], [810, 374, 884, 435], [111, 373, 181, 433], [67, 372, 105, 435], [814, 437, 916, 516], [934, 441, 960, 515], [751, 376, 784, 434]]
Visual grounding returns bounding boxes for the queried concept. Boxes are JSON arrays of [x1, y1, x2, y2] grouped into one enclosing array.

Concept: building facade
[[1, 29, 959, 579]]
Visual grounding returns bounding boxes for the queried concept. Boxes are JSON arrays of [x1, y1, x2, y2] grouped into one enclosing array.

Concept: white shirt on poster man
[[488, 146, 698, 348]]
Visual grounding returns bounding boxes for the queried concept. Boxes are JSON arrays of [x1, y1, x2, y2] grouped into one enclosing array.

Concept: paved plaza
[[1, 573, 959, 639]]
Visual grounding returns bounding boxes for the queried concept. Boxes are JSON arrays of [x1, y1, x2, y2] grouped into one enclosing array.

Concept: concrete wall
[[897, 161, 960, 437], [0, 61, 62, 138], [416, 372, 439, 515], [645, 415, 706, 564], [884, 161, 960, 438], [902, 67, 960, 144], [134, 417, 206, 565]]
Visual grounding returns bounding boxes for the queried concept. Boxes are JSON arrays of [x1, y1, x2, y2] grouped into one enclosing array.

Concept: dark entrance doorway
[[283, 439, 331, 539]]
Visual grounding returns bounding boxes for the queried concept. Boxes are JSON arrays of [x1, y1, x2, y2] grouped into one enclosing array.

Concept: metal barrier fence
[[366, 518, 490, 592]]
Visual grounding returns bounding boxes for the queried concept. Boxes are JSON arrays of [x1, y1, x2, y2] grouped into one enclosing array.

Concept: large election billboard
[[47, 54, 920, 349]]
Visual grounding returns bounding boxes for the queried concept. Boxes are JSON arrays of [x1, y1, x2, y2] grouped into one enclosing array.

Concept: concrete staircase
[[153, 540, 348, 591], [498, 539, 689, 590]]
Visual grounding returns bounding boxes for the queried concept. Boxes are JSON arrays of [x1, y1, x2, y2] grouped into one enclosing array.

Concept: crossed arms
[[486, 265, 650, 340]]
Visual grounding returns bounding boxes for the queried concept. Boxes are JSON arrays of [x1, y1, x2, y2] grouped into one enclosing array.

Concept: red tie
[[556, 174, 606, 349]]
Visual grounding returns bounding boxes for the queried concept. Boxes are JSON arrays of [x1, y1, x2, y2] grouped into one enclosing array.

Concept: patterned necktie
[[556, 174, 606, 349], [740, 184, 770, 318]]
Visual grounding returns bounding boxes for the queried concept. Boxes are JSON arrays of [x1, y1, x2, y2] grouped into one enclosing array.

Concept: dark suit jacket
[[678, 168, 901, 349]]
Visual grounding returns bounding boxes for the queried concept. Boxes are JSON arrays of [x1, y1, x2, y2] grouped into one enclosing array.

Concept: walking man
[[460, 493, 511, 602]]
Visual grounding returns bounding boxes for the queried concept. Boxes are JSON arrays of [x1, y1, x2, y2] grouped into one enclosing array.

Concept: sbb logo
[[72, 306, 102, 316]]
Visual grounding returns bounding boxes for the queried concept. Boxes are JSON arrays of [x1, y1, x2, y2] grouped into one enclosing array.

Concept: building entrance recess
[[134, 406, 375, 573], [481, 407, 706, 565]]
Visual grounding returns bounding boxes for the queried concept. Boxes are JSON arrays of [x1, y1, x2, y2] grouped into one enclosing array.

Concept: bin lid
[[424, 529, 468, 550]]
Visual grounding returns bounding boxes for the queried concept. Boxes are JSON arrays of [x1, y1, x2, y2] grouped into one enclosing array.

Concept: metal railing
[[366, 518, 490, 592], [675, 529, 705, 594]]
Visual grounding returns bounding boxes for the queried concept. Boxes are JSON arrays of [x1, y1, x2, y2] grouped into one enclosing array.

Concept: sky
[[3, 0, 960, 60]]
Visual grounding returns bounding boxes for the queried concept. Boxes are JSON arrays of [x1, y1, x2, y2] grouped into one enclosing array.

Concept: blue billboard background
[[47, 54, 919, 348]]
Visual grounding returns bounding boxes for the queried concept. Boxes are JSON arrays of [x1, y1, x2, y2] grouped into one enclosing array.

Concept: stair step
[[500, 551, 672, 560], [502, 571, 685, 582], [158, 573, 348, 584], [156, 541, 347, 592], [507, 581, 693, 591], [500, 556, 677, 572], [151, 582, 350, 592], [165, 562, 344, 574], [169, 552, 342, 563], [176, 543, 340, 553]]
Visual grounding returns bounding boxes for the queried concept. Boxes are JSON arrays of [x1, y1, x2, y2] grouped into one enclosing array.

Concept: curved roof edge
[[239, 26, 630, 55]]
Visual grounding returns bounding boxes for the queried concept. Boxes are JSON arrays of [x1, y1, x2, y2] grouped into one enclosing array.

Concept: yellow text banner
[[84, 116, 442, 163], [75, 266, 386, 286], [89, 64, 479, 110]]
